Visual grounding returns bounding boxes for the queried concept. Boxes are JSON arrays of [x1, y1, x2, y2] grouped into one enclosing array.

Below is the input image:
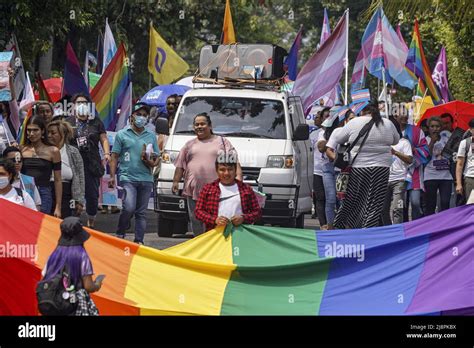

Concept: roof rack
[[192, 76, 286, 92]]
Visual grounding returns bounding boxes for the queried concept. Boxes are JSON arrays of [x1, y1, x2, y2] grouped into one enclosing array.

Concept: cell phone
[[95, 274, 106, 283]]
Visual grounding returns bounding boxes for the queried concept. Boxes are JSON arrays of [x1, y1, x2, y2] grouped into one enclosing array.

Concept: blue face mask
[[0, 176, 9, 189], [134, 116, 147, 128]]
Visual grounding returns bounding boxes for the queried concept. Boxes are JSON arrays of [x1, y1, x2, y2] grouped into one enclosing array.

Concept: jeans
[[313, 174, 327, 226], [322, 162, 337, 226], [187, 196, 204, 236], [84, 167, 100, 219], [38, 185, 53, 215], [424, 180, 453, 216], [406, 189, 423, 221], [382, 180, 406, 225], [117, 181, 153, 243]]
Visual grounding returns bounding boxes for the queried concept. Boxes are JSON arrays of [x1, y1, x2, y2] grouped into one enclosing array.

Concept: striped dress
[[328, 116, 400, 229]]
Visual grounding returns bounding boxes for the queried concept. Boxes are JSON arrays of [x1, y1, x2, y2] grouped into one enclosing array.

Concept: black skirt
[[334, 167, 390, 229]]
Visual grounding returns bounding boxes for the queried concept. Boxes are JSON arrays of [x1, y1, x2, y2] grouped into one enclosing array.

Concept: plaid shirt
[[195, 179, 262, 231]]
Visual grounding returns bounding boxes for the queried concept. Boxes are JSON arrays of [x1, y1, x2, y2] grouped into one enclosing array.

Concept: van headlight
[[266, 155, 294, 168], [161, 150, 180, 164]]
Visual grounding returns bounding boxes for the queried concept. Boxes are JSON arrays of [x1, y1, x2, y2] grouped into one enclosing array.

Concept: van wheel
[[295, 214, 305, 229], [157, 216, 188, 237]]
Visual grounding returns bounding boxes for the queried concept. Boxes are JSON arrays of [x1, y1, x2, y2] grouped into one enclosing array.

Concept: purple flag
[[283, 26, 303, 81], [62, 42, 90, 98], [351, 49, 366, 91], [395, 24, 408, 51], [431, 47, 451, 103], [319, 8, 331, 47], [293, 10, 348, 114]]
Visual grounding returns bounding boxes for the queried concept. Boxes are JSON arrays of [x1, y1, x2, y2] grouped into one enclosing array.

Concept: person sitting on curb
[[194, 153, 261, 233]]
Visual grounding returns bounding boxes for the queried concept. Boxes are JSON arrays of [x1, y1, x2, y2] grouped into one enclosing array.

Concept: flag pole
[[344, 9, 349, 105], [382, 67, 389, 118], [149, 20, 153, 90], [415, 87, 429, 120]]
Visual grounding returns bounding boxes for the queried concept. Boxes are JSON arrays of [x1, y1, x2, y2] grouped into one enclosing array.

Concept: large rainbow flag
[[91, 43, 130, 131], [406, 20, 442, 103], [0, 199, 472, 315]]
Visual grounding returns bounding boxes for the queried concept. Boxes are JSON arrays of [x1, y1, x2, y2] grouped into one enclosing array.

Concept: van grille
[[242, 167, 261, 181]]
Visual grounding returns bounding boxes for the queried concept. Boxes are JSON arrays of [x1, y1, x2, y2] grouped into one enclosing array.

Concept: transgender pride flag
[[293, 10, 348, 114], [362, 7, 415, 89]]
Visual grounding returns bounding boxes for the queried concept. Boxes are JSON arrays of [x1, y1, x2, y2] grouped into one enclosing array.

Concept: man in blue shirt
[[109, 102, 160, 244]]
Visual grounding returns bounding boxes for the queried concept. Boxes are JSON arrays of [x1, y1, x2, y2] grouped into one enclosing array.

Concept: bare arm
[[326, 147, 336, 162], [393, 150, 413, 165], [317, 139, 327, 154], [99, 133, 110, 162], [108, 152, 120, 188], [172, 167, 184, 193], [52, 147, 62, 218], [82, 275, 102, 293], [456, 157, 465, 194]]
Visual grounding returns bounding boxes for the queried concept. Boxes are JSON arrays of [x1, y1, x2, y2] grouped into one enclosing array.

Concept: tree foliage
[[0, 0, 471, 102]]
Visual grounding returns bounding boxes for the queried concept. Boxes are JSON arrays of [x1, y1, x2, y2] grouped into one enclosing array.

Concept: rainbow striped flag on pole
[[91, 43, 130, 131], [406, 20, 441, 103]]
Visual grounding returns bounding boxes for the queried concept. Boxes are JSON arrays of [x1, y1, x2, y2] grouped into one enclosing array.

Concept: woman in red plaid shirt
[[195, 156, 262, 232]]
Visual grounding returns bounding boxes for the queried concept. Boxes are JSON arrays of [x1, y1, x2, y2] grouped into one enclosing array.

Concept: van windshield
[[174, 96, 286, 139]]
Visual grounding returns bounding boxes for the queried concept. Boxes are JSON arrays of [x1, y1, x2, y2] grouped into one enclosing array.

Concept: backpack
[[36, 266, 78, 316]]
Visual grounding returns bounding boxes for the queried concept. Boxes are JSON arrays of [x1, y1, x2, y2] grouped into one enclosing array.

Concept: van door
[[288, 96, 313, 214]]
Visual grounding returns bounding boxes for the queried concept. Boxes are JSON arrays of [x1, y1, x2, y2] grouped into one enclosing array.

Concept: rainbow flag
[[416, 77, 426, 97], [17, 113, 31, 145], [91, 43, 130, 131], [1, 199, 473, 315], [406, 20, 441, 103]]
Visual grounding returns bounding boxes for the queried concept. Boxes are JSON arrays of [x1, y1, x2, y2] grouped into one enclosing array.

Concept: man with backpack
[[455, 119, 474, 204]]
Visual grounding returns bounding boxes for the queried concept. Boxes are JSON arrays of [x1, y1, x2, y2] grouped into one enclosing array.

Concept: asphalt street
[[92, 208, 321, 250]]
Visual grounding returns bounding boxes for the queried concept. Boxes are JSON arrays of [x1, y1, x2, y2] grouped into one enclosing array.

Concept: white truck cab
[[154, 44, 313, 236]]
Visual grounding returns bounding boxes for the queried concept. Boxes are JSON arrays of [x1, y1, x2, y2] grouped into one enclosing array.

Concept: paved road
[[92, 208, 320, 250]]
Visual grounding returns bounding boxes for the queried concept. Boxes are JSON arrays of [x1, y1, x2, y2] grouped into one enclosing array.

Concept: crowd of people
[[1, 89, 472, 238], [1, 86, 473, 317], [309, 103, 473, 230]]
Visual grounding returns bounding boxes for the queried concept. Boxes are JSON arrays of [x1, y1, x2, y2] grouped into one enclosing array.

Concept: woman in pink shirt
[[172, 113, 242, 236]]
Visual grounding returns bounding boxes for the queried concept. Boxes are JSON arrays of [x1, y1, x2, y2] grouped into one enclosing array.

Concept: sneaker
[[115, 233, 126, 239], [135, 241, 144, 245]]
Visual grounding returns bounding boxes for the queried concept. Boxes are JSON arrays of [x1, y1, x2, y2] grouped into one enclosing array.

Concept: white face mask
[[0, 176, 9, 189], [75, 104, 90, 118]]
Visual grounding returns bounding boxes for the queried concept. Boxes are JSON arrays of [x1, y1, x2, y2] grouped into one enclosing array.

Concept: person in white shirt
[[424, 117, 453, 215], [0, 160, 37, 210], [3, 146, 42, 210], [455, 119, 474, 203], [326, 104, 400, 229], [381, 119, 413, 225], [310, 108, 330, 228]]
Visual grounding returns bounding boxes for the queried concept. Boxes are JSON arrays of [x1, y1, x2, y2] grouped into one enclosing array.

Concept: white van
[[154, 86, 314, 236]]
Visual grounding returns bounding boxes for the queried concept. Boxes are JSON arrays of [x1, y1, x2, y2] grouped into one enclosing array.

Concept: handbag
[[334, 119, 375, 170]]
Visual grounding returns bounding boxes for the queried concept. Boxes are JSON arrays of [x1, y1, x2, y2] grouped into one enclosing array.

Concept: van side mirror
[[155, 117, 170, 135], [293, 124, 309, 141]]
